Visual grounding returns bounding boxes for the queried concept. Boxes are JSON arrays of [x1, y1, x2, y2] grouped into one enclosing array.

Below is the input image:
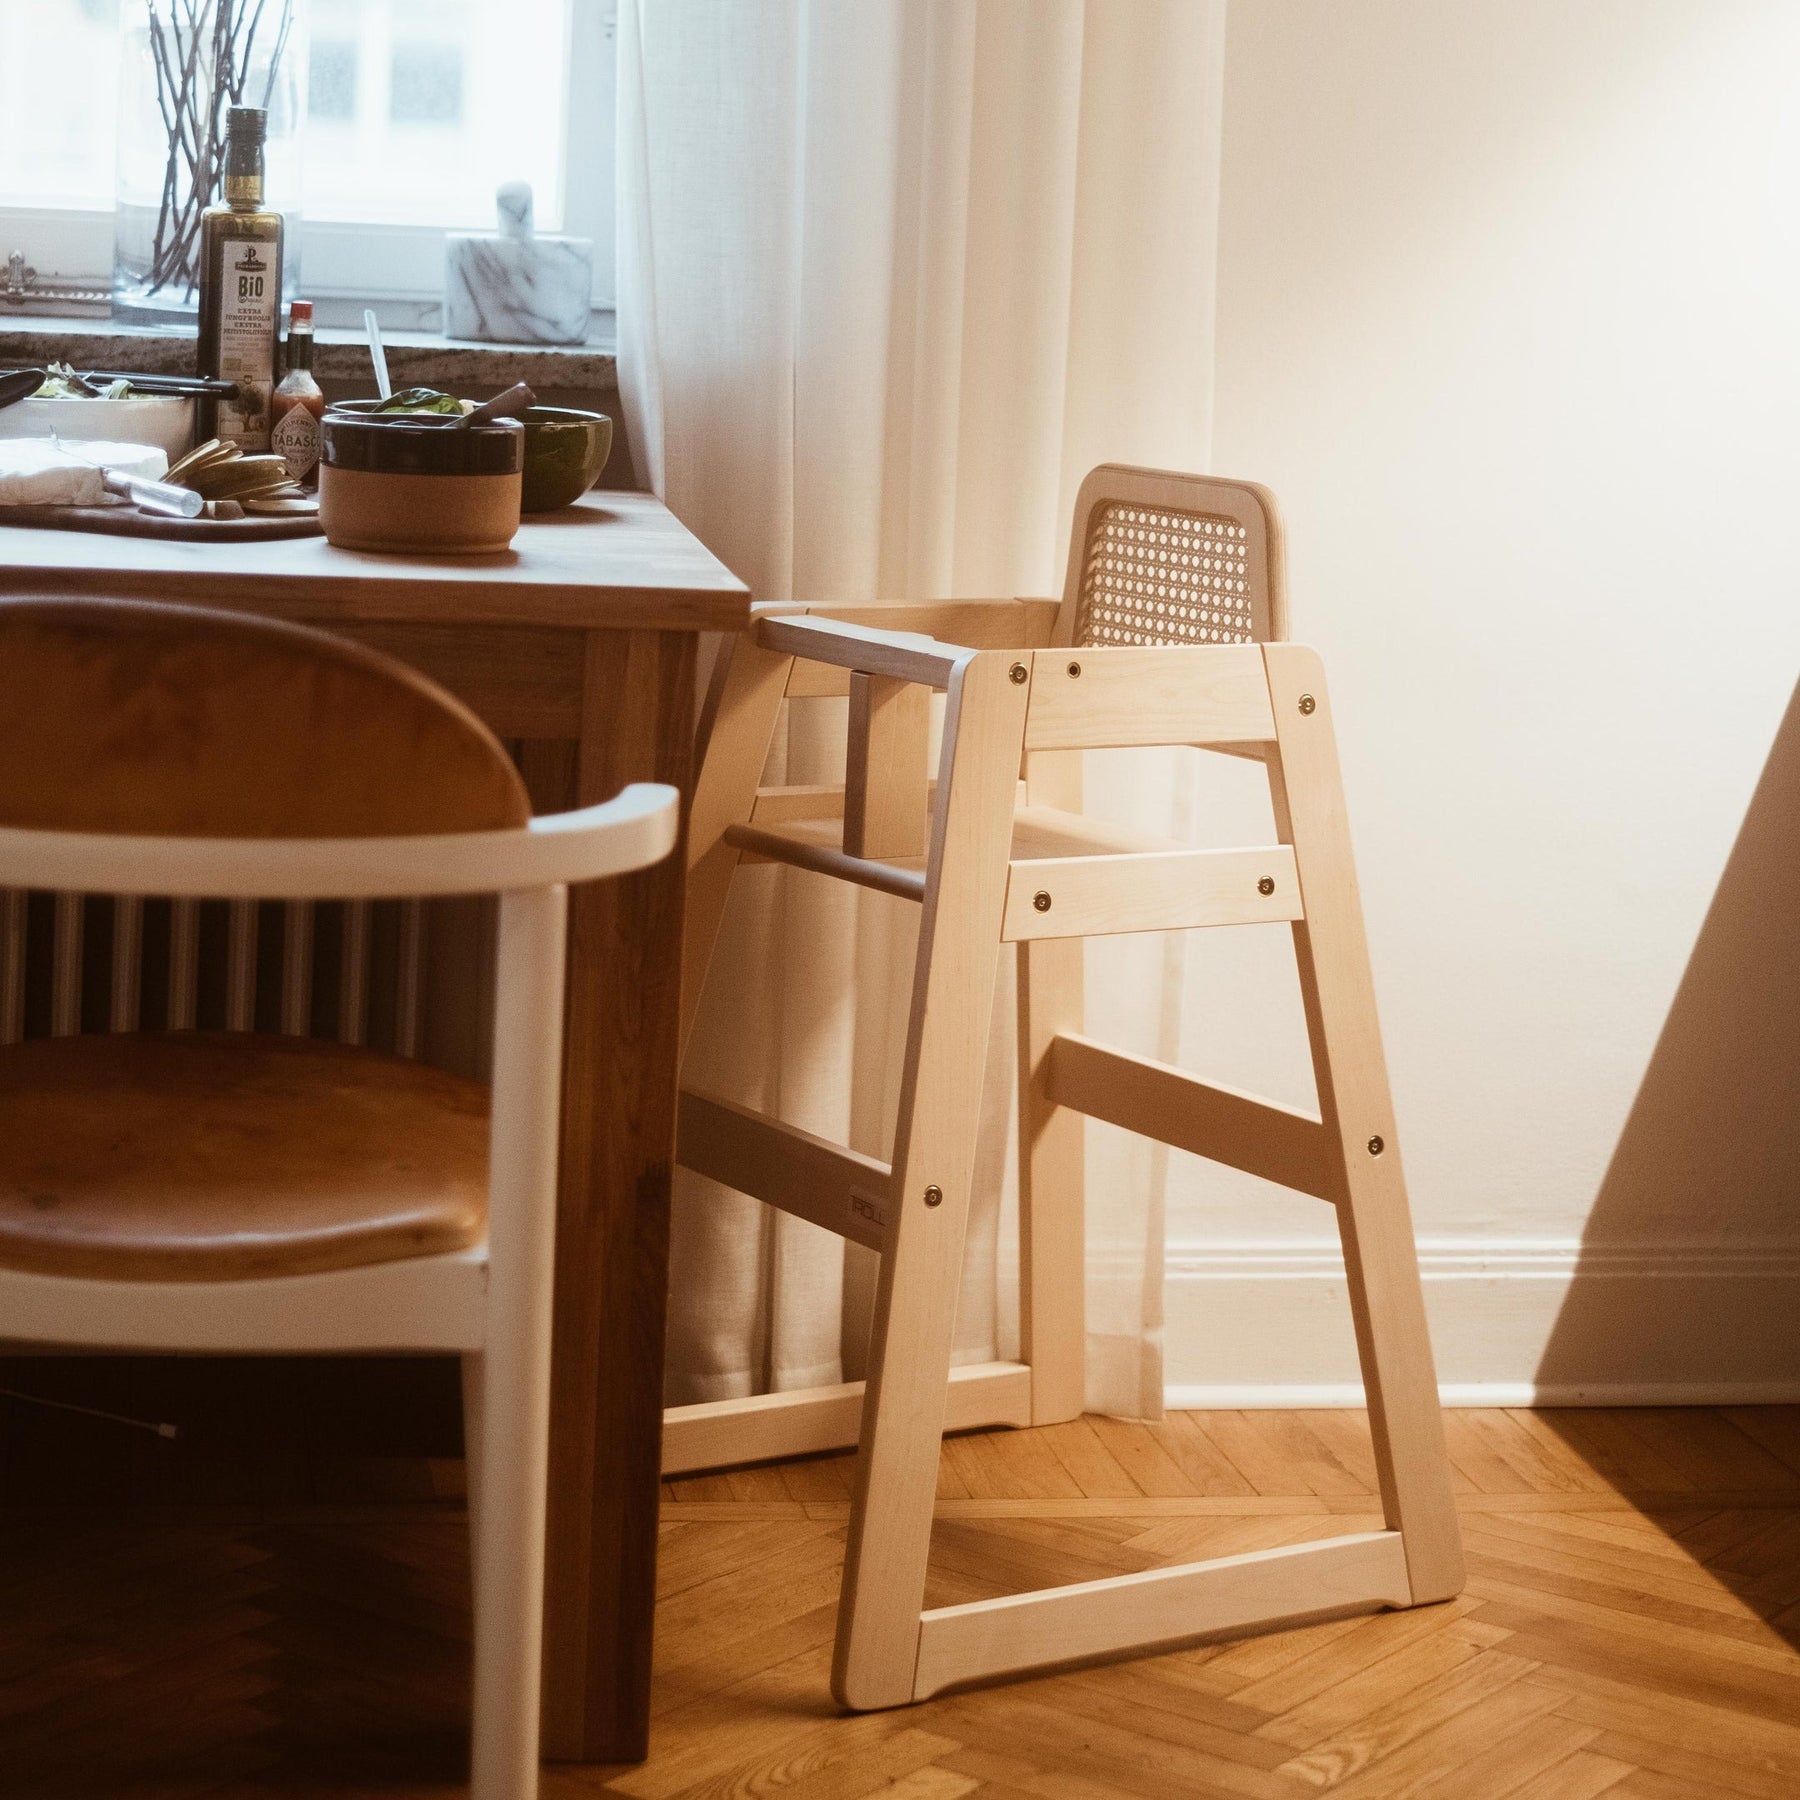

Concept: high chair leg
[[1018, 935, 1085, 1424], [1017, 746, 1086, 1426], [1263, 643, 1465, 1604], [832, 651, 1032, 1711], [681, 624, 795, 1059]]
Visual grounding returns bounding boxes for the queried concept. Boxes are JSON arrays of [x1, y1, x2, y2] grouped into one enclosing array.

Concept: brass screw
[[1367, 1135, 1385, 1156], [924, 1184, 944, 1208], [1009, 662, 1029, 684], [1298, 693, 1317, 715], [1067, 660, 1082, 678], [1033, 890, 1052, 912], [1257, 876, 1275, 896]]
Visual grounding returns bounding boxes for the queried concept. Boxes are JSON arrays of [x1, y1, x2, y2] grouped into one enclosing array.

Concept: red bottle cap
[[289, 300, 313, 324]]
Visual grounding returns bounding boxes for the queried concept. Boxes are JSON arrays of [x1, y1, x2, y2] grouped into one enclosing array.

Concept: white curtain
[[617, 0, 1227, 1418]]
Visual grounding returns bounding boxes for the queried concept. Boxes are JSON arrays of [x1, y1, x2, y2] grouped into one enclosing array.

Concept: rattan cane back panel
[[1074, 504, 1256, 648], [1056, 466, 1286, 650]]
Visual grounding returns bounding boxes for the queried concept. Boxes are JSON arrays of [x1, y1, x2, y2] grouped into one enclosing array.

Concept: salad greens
[[33, 363, 136, 400], [374, 386, 468, 415]]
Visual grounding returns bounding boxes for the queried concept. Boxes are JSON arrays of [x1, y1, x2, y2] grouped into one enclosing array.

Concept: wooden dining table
[[0, 492, 750, 1763]]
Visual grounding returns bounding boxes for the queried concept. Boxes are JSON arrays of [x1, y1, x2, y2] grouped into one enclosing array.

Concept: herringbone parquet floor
[[3, 1406, 1798, 1798]]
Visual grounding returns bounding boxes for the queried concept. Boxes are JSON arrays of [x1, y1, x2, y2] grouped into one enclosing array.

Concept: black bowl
[[520, 406, 613, 512], [322, 402, 523, 475]]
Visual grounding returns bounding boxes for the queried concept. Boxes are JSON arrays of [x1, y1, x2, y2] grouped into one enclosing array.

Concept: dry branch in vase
[[142, 0, 295, 301]]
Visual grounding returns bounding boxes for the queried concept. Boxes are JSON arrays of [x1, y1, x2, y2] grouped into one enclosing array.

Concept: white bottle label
[[216, 242, 278, 450], [272, 406, 321, 481]]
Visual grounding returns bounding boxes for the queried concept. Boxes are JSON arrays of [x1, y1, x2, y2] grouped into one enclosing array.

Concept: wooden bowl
[[319, 411, 523, 555]]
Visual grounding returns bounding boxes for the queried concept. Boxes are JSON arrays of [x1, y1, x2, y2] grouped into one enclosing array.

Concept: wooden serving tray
[[0, 502, 321, 543]]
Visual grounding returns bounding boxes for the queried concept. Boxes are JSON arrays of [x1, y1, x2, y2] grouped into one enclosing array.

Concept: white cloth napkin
[[0, 439, 170, 506]]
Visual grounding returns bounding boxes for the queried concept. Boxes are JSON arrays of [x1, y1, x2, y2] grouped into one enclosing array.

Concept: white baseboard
[[1159, 1237, 1800, 1407]]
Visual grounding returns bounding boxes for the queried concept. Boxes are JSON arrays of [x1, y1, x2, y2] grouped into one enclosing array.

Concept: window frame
[[0, 0, 616, 332]]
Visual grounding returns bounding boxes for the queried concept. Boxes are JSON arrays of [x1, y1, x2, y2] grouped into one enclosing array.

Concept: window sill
[[0, 312, 618, 398]]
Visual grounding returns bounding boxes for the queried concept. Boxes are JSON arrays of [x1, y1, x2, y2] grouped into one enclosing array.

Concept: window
[[0, 0, 615, 330]]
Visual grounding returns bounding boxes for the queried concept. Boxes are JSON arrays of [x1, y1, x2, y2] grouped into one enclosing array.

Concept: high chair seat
[[0, 1030, 489, 1281]]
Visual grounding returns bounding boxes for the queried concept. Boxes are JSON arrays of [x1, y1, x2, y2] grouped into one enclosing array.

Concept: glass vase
[[113, 0, 307, 328]]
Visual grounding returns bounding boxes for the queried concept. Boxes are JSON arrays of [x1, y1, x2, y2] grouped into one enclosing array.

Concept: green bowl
[[520, 406, 613, 512]]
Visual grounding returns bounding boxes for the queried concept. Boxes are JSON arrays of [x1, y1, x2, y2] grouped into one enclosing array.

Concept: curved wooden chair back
[[1054, 463, 1289, 649], [0, 596, 529, 839]]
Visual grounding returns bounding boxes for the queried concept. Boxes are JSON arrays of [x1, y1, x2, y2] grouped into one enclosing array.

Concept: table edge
[[0, 564, 751, 633]]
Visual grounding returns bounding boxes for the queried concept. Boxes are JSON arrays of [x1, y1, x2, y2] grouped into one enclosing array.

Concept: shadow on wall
[[1534, 675, 1800, 1402], [1534, 676, 1800, 1653]]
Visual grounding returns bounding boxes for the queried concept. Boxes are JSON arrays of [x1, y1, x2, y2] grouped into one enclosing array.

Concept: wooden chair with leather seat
[[673, 464, 1464, 1708], [0, 596, 678, 1800]]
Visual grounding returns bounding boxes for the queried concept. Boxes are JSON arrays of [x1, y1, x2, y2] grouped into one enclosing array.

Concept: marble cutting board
[[445, 181, 593, 345]]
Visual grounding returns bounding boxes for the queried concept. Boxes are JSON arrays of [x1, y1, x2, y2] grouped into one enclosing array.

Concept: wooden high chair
[[675, 465, 1463, 1709], [0, 597, 678, 1799]]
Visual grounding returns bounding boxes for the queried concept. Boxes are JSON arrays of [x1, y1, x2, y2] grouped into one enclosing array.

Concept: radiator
[[0, 735, 538, 1064], [0, 891, 428, 1055]]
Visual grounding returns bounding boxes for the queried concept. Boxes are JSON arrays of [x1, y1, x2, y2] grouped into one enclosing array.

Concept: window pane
[[0, 0, 571, 230], [304, 0, 570, 230], [0, 0, 120, 208], [308, 38, 358, 125], [389, 44, 464, 128]]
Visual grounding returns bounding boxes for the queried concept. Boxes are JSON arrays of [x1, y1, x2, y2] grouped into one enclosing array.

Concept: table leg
[[539, 627, 695, 1762]]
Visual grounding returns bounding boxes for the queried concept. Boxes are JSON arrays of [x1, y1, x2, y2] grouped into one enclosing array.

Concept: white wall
[[1166, 0, 1800, 1402]]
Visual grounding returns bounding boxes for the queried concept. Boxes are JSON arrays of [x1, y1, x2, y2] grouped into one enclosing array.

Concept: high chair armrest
[[755, 614, 971, 691], [802, 598, 1060, 650], [754, 598, 1058, 691]]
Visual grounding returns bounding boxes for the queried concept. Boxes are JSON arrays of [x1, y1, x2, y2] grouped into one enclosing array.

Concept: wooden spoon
[[457, 381, 537, 427]]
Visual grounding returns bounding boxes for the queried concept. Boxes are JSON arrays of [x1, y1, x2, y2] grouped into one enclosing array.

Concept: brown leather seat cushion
[[0, 1032, 489, 1281]]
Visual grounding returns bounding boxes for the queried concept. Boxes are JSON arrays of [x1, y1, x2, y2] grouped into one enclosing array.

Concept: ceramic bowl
[[520, 406, 612, 512], [0, 393, 194, 463], [319, 408, 524, 554]]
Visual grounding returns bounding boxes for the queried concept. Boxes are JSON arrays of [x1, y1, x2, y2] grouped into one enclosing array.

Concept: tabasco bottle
[[271, 300, 325, 485], [196, 106, 284, 450]]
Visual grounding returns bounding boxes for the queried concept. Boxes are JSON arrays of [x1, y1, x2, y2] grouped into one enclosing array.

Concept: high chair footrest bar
[[908, 1529, 1411, 1703], [662, 1360, 1034, 1475], [725, 822, 926, 901], [1047, 1033, 1341, 1201], [678, 1088, 892, 1251]]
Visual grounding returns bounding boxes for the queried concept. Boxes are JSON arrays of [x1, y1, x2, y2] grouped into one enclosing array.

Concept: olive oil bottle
[[196, 106, 284, 450]]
